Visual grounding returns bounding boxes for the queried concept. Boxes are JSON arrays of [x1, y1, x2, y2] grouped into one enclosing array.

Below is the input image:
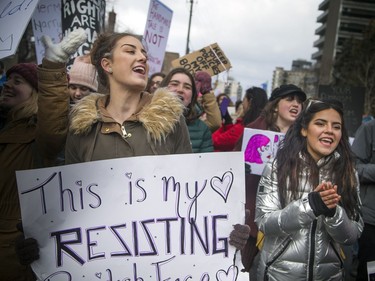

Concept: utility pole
[[185, 0, 194, 55]]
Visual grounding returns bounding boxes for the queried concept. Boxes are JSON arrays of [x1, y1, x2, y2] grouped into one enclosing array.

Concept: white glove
[[42, 28, 87, 63]]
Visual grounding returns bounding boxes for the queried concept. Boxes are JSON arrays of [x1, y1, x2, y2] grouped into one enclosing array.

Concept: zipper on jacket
[[308, 219, 317, 281], [121, 125, 132, 139], [264, 236, 292, 280]]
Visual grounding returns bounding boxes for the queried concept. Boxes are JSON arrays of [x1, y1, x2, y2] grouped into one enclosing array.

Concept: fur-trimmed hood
[[69, 88, 185, 142]]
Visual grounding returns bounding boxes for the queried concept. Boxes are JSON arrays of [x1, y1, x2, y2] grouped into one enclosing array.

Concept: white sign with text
[[143, 0, 173, 75], [0, 0, 40, 60], [17, 152, 247, 281], [31, 0, 62, 64]]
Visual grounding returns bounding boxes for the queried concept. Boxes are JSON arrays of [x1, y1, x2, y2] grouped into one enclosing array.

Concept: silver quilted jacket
[[255, 152, 363, 281]]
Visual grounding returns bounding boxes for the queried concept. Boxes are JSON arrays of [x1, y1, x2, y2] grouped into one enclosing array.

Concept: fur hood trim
[[69, 89, 185, 142], [69, 93, 102, 135], [138, 88, 185, 142]]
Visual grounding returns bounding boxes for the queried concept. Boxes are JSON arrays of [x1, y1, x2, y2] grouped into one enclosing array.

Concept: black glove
[[223, 111, 232, 125], [245, 163, 252, 175], [14, 223, 40, 265], [308, 192, 336, 217]]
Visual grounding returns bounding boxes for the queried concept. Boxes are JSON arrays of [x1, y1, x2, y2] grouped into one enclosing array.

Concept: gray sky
[[107, 0, 321, 93]]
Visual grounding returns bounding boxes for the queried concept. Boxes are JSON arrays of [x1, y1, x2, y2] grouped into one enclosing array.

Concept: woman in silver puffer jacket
[[255, 99, 363, 281]]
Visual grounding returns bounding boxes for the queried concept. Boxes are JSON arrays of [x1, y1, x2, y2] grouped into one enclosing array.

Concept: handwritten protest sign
[[61, 0, 106, 65], [0, 0, 39, 60], [17, 153, 248, 281], [171, 43, 232, 76], [31, 0, 62, 64], [143, 0, 173, 75], [241, 128, 285, 175]]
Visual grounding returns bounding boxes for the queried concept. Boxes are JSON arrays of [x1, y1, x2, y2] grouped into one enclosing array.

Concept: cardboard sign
[[143, 0, 173, 75], [241, 128, 285, 175], [171, 43, 232, 76], [0, 0, 40, 60], [31, 0, 62, 64], [17, 153, 248, 280]]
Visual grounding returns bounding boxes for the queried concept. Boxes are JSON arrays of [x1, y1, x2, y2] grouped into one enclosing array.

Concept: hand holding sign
[[195, 71, 212, 94]]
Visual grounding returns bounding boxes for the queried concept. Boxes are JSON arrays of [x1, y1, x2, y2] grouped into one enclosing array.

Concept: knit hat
[[6, 63, 38, 90], [68, 60, 98, 92], [269, 84, 306, 102]]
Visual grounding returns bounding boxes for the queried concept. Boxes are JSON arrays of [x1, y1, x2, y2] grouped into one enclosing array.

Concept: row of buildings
[[271, 0, 375, 98]]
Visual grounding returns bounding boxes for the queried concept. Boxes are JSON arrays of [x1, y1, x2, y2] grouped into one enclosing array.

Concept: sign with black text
[[171, 43, 232, 76], [17, 153, 247, 281]]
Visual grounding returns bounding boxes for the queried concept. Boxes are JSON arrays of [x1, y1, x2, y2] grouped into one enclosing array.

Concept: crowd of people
[[0, 28, 373, 281]]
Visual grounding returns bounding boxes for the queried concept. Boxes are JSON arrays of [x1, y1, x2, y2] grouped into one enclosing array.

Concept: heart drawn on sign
[[125, 172, 132, 179], [95, 272, 102, 279], [210, 171, 234, 203], [75, 180, 82, 186], [216, 264, 239, 281]]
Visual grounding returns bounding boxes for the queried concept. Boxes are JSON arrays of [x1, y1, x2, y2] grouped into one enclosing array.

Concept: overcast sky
[[107, 0, 321, 93]]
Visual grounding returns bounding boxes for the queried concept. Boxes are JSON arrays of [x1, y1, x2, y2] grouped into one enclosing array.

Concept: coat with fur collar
[[65, 88, 192, 164]]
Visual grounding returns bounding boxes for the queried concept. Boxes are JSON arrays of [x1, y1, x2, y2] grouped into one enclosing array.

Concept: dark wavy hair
[[243, 87, 268, 126], [276, 98, 359, 218], [159, 67, 198, 123]]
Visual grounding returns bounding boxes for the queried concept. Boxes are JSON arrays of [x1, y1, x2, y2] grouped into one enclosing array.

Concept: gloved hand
[[245, 163, 252, 174], [308, 191, 336, 217], [42, 28, 87, 63], [223, 111, 233, 125], [14, 223, 40, 265], [194, 71, 212, 94], [229, 209, 251, 250]]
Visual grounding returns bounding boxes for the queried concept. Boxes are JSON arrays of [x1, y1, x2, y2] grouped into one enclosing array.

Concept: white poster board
[[143, 0, 173, 75], [17, 152, 248, 280], [0, 0, 40, 60], [31, 0, 62, 64], [241, 128, 285, 175]]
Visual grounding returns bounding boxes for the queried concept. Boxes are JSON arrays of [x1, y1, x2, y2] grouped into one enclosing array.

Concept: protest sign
[[171, 43, 232, 76], [241, 128, 285, 175], [143, 0, 173, 75], [61, 0, 106, 65], [17, 152, 247, 281], [31, 0, 62, 64], [0, 0, 39, 60]]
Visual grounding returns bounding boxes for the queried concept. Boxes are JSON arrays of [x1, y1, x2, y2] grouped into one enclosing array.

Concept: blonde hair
[[8, 88, 38, 121]]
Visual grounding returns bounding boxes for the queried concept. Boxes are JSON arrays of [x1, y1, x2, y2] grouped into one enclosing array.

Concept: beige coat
[[65, 88, 192, 164]]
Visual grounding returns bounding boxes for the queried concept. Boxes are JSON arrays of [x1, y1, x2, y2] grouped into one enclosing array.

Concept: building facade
[[312, 0, 375, 85], [272, 59, 318, 98]]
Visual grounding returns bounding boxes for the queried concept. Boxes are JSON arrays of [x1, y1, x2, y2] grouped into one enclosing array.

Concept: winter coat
[[187, 118, 214, 153], [212, 118, 244, 152], [255, 153, 363, 281], [0, 60, 69, 280], [65, 88, 192, 163], [351, 119, 375, 226]]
